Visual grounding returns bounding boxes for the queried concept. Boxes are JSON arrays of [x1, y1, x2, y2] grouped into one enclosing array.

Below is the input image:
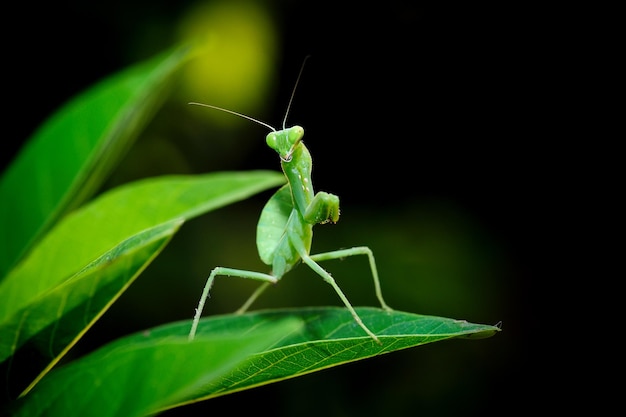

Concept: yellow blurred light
[[177, 0, 279, 126]]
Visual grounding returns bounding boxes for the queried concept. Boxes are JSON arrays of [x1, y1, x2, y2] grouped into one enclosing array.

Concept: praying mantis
[[188, 58, 392, 344]]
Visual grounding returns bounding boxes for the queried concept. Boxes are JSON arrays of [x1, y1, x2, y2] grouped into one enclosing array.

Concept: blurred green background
[[4, 1, 535, 416]]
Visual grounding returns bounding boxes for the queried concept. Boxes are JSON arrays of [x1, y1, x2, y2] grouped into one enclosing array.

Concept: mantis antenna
[[282, 55, 310, 130], [187, 102, 276, 132], [188, 55, 311, 133]]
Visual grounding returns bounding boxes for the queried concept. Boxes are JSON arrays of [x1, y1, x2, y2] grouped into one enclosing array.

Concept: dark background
[[4, 1, 552, 415]]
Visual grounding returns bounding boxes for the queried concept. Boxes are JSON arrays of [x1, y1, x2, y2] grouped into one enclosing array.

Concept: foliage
[[0, 47, 499, 416]]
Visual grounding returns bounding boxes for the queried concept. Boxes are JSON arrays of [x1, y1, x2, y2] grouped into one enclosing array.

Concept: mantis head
[[190, 57, 310, 164], [266, 126, 304, 162]]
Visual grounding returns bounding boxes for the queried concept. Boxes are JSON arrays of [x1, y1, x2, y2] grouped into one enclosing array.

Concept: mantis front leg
[[303, 191, 340, 224]]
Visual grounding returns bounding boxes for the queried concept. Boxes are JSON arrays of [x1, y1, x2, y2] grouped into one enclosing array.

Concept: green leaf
[[0, 171, 284, 395], [0, 46, 191, 279], [10, 307, 498, 416], [174, 307, 500, 407], [13, 306, 494, 416], [0, 220, 182, 397], [10, 318, 303, 417]]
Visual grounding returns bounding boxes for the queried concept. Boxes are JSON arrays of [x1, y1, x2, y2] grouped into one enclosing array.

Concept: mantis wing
[[256, 184, 293, 266]]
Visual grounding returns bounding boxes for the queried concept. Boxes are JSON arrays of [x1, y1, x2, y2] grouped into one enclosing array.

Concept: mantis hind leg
[[189, 267, 277, 340], [301, 254, 383, 345], [235, 281, 272, 314], [309, 246, 392, 311]]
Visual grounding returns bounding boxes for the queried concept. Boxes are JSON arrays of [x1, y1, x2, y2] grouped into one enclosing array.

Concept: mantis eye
[[288, 126, 304, 145], [266, 132, 278, 149]]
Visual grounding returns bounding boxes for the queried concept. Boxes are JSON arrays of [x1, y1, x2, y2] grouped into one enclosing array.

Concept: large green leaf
[[0, 171, 284, 396], [10, 307, 498, 416], [0, 220, 182, 398], [0, 46, 191, 279], [10, 318, 302, 417], [172, 307, 500, 409]]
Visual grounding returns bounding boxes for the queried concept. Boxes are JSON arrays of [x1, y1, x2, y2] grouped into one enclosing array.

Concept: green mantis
[[188, 59, 392, 344]]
